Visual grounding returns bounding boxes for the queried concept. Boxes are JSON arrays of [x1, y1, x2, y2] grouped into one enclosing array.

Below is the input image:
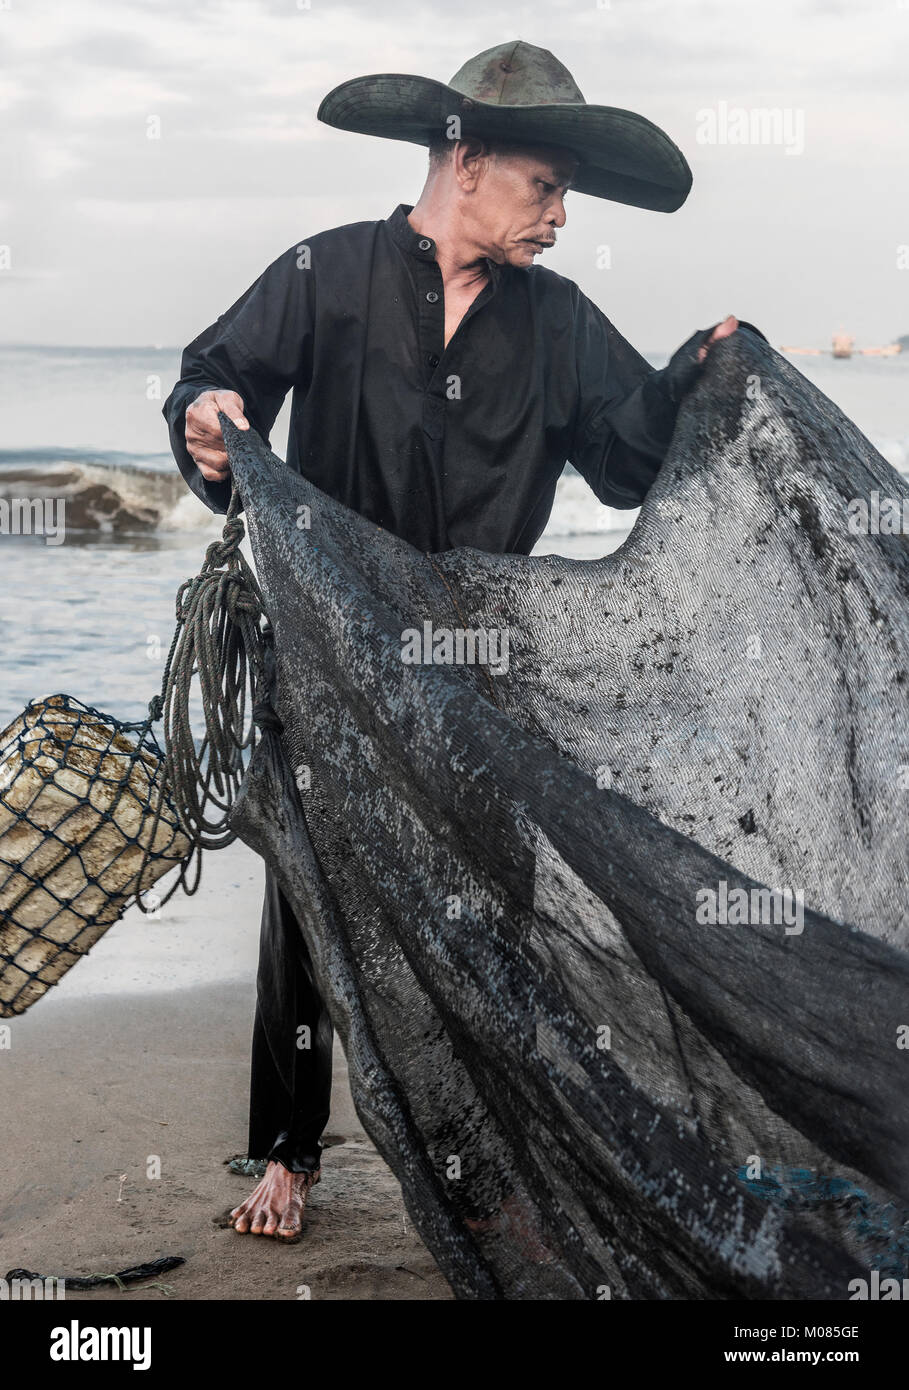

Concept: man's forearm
[[596, 320, 770, 507]]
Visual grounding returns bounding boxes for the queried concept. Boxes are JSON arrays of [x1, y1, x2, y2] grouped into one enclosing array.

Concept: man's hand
[[698, 314, 739, 363], [661, 316, 744, 406], [185, 389, 249, 482]]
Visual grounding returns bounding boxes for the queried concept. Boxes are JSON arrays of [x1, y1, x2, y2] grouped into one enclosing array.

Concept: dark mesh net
[[224, 331, 909, 1299], [0, 695, 191, 1016]]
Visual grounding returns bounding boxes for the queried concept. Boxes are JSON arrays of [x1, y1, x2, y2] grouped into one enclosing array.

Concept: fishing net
[[0, 697, 190, 1015], [0, 508, 268, 1017], [223, 330, 909, 1300]]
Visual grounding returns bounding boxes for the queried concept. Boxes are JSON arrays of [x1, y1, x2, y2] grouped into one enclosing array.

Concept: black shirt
[[163, 204, 681, 554]]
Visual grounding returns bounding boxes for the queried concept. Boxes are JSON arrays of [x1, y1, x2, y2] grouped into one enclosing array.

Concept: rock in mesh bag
[[0, 696, 190, 1015], [221, 331, 909, 1299]]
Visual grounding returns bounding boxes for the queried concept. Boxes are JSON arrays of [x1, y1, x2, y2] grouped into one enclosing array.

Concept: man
[[164, 40, 746, 1241]]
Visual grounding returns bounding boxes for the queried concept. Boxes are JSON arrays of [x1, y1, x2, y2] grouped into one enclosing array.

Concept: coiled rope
[[130, 483, 277, 910]]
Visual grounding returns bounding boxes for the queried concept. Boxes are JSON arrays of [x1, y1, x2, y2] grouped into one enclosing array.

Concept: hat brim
[[318, 74, 692, 213]]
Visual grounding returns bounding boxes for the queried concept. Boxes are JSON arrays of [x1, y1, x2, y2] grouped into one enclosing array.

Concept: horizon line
[[0, 342, 183, 352]]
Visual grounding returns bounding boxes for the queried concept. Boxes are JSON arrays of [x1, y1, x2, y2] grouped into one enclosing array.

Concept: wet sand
[[0, 842, 452, 1301]]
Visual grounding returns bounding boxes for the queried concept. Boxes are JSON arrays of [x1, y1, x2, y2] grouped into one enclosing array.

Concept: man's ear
[[454, 137, 491, 192]]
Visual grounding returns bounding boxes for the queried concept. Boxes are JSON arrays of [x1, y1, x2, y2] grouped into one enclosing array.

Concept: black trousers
[[246, 864, 334, 1173]]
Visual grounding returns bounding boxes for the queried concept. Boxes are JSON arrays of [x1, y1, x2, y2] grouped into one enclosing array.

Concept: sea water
[[1, 343, 907, 730]]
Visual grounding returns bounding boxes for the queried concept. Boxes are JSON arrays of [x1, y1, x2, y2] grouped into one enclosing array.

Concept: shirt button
[[425, 290, 439, 304], [418, 238, 432, 251], [428, 353, 440, 368]]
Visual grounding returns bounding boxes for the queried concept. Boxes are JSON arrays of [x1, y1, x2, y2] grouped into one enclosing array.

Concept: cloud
[[1, 0, 907, 344]]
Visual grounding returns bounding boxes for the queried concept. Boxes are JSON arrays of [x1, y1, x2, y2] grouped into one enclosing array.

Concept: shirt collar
[[386, 204, 502, 288]]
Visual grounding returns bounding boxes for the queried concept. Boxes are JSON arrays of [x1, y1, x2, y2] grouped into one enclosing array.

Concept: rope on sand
[[4, 1255, 186, 1290]]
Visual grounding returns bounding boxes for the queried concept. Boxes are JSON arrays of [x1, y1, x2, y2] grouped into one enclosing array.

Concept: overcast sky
[[1, 0, 907, 352]]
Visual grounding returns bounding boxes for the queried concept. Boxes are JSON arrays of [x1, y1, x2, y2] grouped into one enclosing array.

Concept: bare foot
[[229, 1160, 321, 1241]]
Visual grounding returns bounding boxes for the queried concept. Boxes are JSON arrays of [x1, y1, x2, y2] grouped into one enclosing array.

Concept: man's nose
[[547, 196, 568, 229]]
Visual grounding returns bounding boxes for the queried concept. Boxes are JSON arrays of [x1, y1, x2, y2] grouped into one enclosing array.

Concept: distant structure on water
[[782, 329, 903, 360]]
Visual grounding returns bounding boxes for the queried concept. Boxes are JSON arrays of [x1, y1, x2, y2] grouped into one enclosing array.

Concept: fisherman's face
[[464, 144, 577, 268]]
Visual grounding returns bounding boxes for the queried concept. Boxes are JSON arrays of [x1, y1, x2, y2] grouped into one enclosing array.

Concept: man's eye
[[539, 181, 555, 194]]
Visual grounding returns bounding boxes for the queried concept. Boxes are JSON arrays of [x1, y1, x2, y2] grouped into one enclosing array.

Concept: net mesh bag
[[222, 331, 909, 1299], [0, 696, 191, 1016], [0, 500, 266, 1017]]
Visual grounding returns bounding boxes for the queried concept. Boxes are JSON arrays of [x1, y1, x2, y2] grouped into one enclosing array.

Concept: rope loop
[[133, 483, 275, 906]]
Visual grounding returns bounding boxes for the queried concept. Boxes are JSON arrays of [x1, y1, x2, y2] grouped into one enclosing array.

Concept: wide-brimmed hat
[[318, 40, 692, 213]]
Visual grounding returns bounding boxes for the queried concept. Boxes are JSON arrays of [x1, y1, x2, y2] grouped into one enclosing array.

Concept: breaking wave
[[0, 451, 212, 533], [1, 439, 905, 539]]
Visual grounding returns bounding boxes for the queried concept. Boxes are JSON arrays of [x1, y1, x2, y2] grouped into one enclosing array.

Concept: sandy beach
[[0, 841, 452, 1301]]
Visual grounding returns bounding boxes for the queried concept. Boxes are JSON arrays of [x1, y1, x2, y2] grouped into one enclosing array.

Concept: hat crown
[[449, 41, 586, 108]]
